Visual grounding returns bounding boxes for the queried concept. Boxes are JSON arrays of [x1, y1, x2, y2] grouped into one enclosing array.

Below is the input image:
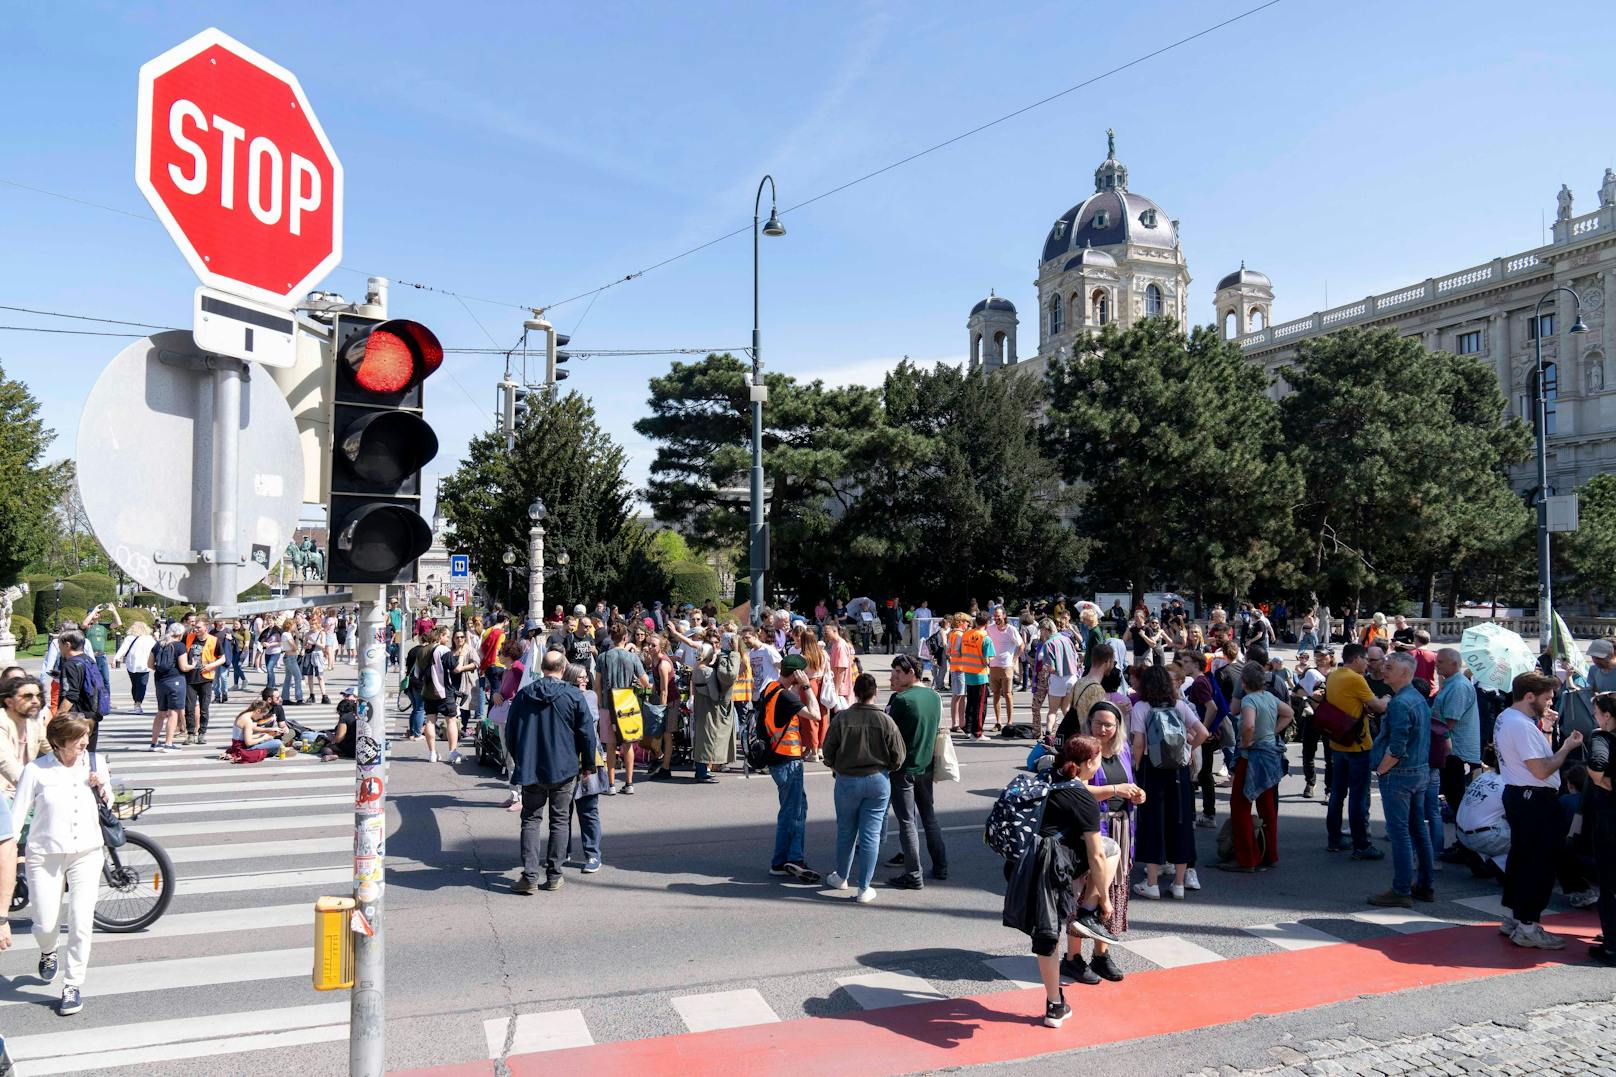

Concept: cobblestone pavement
[[1186, 996, 1616, 1077]]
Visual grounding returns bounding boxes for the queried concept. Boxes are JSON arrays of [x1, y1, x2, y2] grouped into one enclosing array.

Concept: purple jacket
[[1089, 742, 1135, 837]]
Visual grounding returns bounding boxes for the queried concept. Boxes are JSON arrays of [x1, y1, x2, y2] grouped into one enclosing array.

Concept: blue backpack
[[71, 654, 111, 717]]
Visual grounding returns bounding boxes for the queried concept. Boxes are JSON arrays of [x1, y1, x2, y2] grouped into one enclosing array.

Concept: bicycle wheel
[[94, 830, 175, 933]]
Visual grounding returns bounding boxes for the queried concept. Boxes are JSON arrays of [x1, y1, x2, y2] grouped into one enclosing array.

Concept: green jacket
[[888, 686, 941, 776]]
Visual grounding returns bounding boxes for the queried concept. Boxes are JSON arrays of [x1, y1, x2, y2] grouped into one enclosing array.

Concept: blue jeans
[[242, 737, 283, 755], [264, 652, 281, 685], [1326, 750, 1372, 851], [281, 656, 303, 702], [408, 689, 426, 738], [1425, 766, 1446, 856], [833, 772, 891, 889], [1379, 768, 1435, 895], [95, 654, 112, 701], [769, 760, 807, 868], [570, 793, 601, 863]]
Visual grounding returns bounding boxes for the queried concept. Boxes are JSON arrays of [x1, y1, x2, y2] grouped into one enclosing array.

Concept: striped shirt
[[1043, 633, 1080, 679]]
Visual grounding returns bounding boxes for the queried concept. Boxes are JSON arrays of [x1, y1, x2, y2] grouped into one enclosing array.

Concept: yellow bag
[[611, 688, 644, 742]]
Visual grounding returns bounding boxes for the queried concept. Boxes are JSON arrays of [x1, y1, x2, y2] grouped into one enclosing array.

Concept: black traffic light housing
[[547, 332, 571, 384], [326, 315, 442, 585]]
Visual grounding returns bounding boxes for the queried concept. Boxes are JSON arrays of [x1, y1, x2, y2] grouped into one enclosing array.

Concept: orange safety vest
[[953, 629, 989, 676], [731, 649, 754, 703], [946, 629, 965, 663], [757, 682, 803, 759]]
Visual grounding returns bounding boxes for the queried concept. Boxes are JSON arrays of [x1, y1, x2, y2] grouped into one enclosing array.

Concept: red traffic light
[[341, 319, 443, 395]]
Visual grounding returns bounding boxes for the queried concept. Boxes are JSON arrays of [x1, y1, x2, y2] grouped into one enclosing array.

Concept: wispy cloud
[[792, 352, 966, 389]]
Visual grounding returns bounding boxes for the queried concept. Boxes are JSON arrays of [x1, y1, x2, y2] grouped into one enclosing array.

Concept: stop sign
[[135, 28, 343, 307]]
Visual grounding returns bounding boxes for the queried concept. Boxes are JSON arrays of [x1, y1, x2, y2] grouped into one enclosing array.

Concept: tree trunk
[[1422, 569, 1436, 619], [1445, 571, 1462, 623]]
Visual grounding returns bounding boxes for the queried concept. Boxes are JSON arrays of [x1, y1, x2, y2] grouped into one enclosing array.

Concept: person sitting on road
[[228, 700, 285, 758], [321, 690, 358, 761]]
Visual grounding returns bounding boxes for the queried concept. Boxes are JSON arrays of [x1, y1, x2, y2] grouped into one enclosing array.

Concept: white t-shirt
[[748, 645, 781, 686], [1456, 770, 1507, 832], [1300, 668, 1326, 696], [1107, 638, 1128, 671], [986, 624, 1020, 668], [1494, 707, 1558, 789]]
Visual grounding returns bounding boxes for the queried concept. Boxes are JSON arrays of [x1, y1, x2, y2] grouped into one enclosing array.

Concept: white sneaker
[[1498, 916, 1518, 936], [1566, 888, 1600, 909], [1132, 882, 1161, 900], [855, 887, 877, 904], [448, 750, 463, 764], [428, 749, 439, 763], [1184, 869, 1202, 891], [1170, 883, 1186, 900], [825, 872, 848, 891], [1509, 922, 1567, 950]]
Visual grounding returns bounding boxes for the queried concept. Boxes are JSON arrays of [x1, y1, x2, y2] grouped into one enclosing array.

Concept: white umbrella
[[1550, 611, 1589, 679], [1459, 622, 1537, 694]]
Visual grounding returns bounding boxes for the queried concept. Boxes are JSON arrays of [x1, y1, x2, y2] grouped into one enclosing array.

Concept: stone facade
[[1234, 169, 1616, 497]]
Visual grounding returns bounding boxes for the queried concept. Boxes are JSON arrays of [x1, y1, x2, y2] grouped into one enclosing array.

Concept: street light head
[[762, 210, 786, 237], [1571, 316, 1591, 334], [501, 550, 516, 566], [556, 550, 570, 566], [528, 498, 546, 522]]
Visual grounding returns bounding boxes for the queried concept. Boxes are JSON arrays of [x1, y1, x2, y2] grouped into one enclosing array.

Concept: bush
[[66, 572, 117, 608], [19, 575, 56, 623], [237, 582, 272, 602], [668, 561, 720, 609], [45, 605, 86, 633], [116, 608, 155, 630], [165, 605, 197, 623], [132, 590, 169, 608], [733, 578, 751, 607], [432, 593, 453, 609], [8, 616, 36, 651]]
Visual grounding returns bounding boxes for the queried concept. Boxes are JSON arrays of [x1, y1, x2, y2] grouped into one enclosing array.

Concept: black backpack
[[152, 641, 180, 678]]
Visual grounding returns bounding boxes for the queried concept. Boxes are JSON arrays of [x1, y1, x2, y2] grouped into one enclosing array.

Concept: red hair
[[1055, 734, 1101, 779]]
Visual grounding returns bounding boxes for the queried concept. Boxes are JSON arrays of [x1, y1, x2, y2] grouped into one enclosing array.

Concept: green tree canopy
[[0, 363, 72, 585], [1562, 474, 1616, 607], [1043, 319, 1299, 605], [438, 389, 665, 614]]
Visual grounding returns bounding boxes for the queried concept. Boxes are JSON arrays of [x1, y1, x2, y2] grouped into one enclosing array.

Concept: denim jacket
[[1372, 684, 1430, 774]]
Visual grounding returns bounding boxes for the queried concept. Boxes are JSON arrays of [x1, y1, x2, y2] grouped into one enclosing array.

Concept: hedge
[[45, 606, 86, 633], [116, 608, 155, 628], [668, 561, 721, 609], [165, 605, 197, 623], [132, 591, 169, 608], [733, 578, 751, 607], [8, 617, 36, 651], [237, 582, 272, 602], [66, 572, 117, 607]]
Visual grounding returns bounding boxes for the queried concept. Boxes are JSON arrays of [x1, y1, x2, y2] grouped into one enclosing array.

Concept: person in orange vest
[[945, 614, 969, 733], [956, 611, 996, 741], [759, 654, 823, 883]]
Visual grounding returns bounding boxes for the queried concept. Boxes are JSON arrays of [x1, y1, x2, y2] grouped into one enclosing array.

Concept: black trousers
[[520, 780, 573, 880], [1501, 784, 1568, 924], [1440, 756, 1473, 813], [891, 771, 947, 880], [1299, 715, 1333, 791], [1594, 811, 1616, 943], [964, 683, 989, 738], [1197, 739, 1218, 818]]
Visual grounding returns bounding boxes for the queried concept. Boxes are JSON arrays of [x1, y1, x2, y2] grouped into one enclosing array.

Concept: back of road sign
[[77, 331, 303, 602]]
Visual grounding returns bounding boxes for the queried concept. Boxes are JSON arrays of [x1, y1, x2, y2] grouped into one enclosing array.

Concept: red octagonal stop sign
[[136, 27, 343, 307]]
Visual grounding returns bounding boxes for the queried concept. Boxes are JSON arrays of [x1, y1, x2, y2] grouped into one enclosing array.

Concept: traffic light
[[326, 315, 442, 584], [547, 331, 570, 385]]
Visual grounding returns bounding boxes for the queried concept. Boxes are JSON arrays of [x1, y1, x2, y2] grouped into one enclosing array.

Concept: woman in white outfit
[[11, 713, 110, 1017], [113, 621, 156, 716]]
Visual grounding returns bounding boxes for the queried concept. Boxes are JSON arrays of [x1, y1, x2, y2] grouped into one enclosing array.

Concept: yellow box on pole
[[313, 896, 356, 991]]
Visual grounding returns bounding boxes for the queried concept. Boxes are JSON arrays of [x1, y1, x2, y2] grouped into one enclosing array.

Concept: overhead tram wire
[[0, 1, 1285, 322]]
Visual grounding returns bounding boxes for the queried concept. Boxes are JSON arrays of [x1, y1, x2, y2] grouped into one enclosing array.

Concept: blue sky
[[4, 0, 1614, 518]]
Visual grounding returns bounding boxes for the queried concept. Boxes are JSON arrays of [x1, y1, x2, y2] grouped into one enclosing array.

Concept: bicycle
[[10, 786, 177, 933]]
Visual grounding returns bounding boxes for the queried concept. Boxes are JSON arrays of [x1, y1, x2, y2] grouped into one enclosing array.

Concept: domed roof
[[970, 291, 1017, 316], [1062, 245, 1118, 272], [1041, 131, 1177, 266], [1216, 264, 1271, 291]]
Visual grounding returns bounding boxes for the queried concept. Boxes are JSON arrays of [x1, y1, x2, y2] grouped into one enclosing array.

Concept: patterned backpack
[[984, 771, 1080, 860]]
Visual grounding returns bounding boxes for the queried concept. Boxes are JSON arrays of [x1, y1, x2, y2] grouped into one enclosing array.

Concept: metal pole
[[1533, 295, 1551, 653], [528, 525, 544, 620], [350, 585, 387, 1075], [748, 176, 776, 626], [211, 360, 244, 607]]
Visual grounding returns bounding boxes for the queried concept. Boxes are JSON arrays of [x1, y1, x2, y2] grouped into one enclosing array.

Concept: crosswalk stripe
[[115, 762, 323, 781], [1454, 894, 1510, 919], [6, 904, 311, 954], [0, 948, 310, 1008], [155, 775, 353, 796], [179, 866, 351, 895], [14, 1024, 349, 1075], [983, 954, 1042, 988], [8, 1001, 347, 1062], [1242, 921, 1343, 951], [835, 970, 946, 1009], [142, 794, 348, 817], [1115, 935, 1224, 968], [163, 836, 350, 864], [138, 813, 355, 839], [1350, 909, 1455, 934], [484, 1010, 594, 1057], [670, 988, 780, 1032], [109, 753, 322, 771]]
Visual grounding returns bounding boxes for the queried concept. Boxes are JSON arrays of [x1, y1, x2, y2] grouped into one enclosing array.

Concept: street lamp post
[[527, 499, 546, 625], [502, 549, 516, 611], [1530, 285, 1589, 651], [749, 175, 786, 625]]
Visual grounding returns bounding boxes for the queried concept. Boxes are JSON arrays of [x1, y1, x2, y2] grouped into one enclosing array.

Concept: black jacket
[[505, 676, 598, 787]]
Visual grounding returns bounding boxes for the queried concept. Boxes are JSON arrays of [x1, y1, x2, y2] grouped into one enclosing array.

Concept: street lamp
[[502, 548, 516, 611], [527, 498, 546, 624], [1531, 285, 1589, 650], [750, 175, 787, 625]]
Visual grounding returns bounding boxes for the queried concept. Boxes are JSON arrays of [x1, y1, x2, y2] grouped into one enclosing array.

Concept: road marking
[[835, 970, 946, 1009], [14, 1024, 348, 1074], [0, 948, 309, 1008], [138, 812, 353, 838], [152, 775, 353, 796], [180, 865, 352, 895], [9, 1000, 347, 1061], [1242, 921, 1343, 951], [1454, 894, 1510, 919], [115, 763, 321, 782], [142, 793, 349, 817], [984, 954, 1042, 988], [7, 903, 310, 953], [111, 755, 320, 773], [163, 835, 351, 863], [1350, 909, 1456, 934], [484, 1010, 594, 1057], [671, 988, 780, 1032], [1115, 935, 1224, 968]]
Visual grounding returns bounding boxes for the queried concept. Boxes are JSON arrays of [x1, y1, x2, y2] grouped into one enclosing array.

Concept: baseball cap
[[340, 687, 356, 698], [780, 654, 808, 675], [1589, 639, 1614, 659]]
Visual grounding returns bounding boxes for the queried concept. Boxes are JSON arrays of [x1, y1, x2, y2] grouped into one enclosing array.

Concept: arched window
[[1145, 284, 1163, 317], [993, 331, 1008, 365], [1048, 295, 1063, 334], [1532, 361, 1559, 435], [1092, 289, 1109, 326], [1069, 292, 1082, 328], [1250, 306, 1267, 330], [1222, 310, 1236, 338]]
